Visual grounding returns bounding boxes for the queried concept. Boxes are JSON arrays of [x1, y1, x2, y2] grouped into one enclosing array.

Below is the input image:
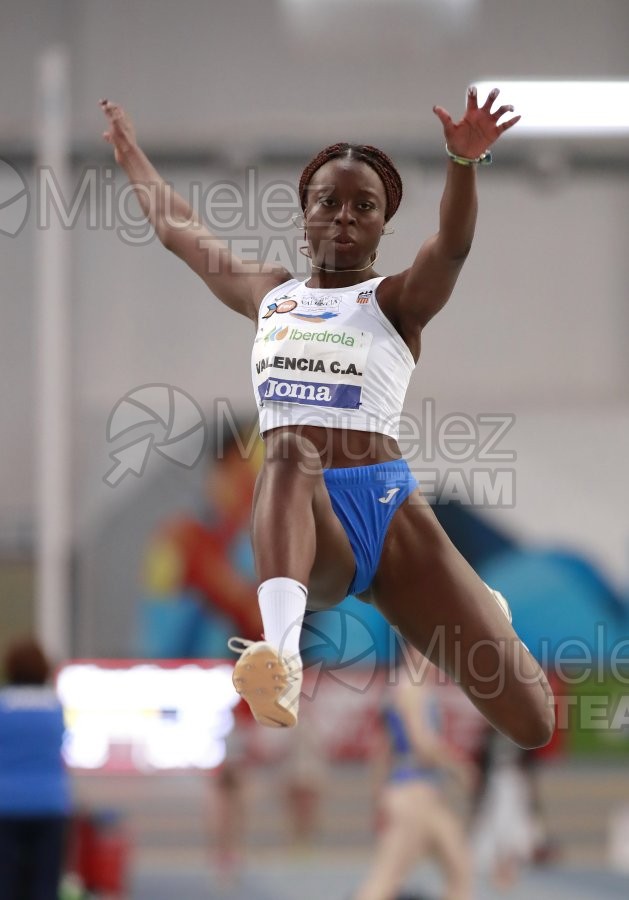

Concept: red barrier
[[67, 811, 130, 895]]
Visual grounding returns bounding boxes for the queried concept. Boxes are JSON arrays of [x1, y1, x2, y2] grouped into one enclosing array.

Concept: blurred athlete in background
[[354, 646, 474, 900]]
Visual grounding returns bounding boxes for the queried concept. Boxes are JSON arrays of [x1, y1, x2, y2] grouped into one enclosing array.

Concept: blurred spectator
[[207, 705, 250, 885], [471, 727, 556, 889], [207, 707, 329, 881], [281, 720, 328, 850], [353, 647, 474, 900], [0, 637, 71, 900]]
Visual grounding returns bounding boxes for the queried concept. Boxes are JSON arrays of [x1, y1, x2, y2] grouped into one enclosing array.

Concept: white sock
[[258, 577, 307, 659]]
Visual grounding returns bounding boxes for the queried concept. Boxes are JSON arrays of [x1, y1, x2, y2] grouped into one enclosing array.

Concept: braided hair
[[299, 143, 403, 222]]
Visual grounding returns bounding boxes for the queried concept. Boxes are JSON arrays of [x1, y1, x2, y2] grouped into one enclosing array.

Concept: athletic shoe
[[485, 583, 512, 623], [227, 638, 302, 727]]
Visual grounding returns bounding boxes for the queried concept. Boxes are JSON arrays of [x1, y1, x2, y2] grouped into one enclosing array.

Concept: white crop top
[[251, 276, 416, 439]]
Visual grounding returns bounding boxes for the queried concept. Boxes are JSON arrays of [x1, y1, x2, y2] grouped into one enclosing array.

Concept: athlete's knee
[[533, 694, 556, 747], [513, 694, 555, 749], [517, 646, 556, 749]]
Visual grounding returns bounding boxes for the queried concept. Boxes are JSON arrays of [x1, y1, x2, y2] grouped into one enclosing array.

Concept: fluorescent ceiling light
[[472, 81, 629, 134]]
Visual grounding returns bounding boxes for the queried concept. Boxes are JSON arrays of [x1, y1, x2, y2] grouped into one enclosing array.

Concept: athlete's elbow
[[448, 242, 473, 263], [159, 224, 191, 258], [158, 224, 173, 251], [158, 210, 198, 252], [158, 222, 182, 252], [439, 226, 474, 262]]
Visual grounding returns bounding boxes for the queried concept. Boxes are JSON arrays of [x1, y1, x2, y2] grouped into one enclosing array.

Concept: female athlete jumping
[[101, 86, 555, 748]]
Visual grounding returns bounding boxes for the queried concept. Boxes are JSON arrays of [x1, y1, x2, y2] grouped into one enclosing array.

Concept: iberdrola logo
[[263, 325, 289, 343], [289, 327, 355, 346], [255, 325, 357, 346]]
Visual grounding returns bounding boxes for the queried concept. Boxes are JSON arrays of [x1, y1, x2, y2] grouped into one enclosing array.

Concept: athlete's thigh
[[371, 489, 545, 737], [366, 785, 429, 884], [250, 452, 355, 609], [308, 477, 356, 609], [384, 782, 442, 845]]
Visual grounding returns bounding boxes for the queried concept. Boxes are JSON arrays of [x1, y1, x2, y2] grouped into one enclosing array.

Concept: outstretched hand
[[433, 86, 520, 159], [99, 99, 137, 164]]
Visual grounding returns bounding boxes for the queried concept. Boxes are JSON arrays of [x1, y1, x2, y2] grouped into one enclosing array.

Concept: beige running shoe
[[485, 583, 513, 623], [228, 638, 303, 728]]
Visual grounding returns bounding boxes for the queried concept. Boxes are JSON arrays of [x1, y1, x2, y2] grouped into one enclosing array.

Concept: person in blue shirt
[[0, 638, 72, 900]]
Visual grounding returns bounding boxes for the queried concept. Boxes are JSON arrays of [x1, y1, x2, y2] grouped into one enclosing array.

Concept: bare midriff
[[264, 424, 403, 468]]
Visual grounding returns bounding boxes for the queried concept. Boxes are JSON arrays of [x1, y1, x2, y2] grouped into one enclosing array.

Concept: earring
[[382, 225, 395, 235], [291, 213, 306, 229], [299, 245, 312, 259]]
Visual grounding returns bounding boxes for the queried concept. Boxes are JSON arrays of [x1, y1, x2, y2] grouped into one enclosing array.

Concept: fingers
[[466, 84, 478, 111], [432, 104, 452, 128], [99, 98, 122, 120], [499, 114, 521, 133], [481, 86, 500, 111], [479, 88, 521, 134], [491, 104, 514, 121]]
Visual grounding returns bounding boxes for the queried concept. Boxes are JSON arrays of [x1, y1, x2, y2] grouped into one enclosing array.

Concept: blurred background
[[1, 0, 629, 897]]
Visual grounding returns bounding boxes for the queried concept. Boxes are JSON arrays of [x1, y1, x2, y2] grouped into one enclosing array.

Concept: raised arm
[[100, 100, 291, 321], [380, 86, 520, 337]]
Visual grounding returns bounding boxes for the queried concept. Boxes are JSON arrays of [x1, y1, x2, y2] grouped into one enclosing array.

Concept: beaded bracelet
[[446, 144, 493, 167]]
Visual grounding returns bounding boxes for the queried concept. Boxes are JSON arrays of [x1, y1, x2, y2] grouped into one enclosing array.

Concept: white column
[[35, 46, 72, 660]]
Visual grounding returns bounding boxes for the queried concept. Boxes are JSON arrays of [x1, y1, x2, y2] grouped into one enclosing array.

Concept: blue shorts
[[323, 459, 419, 595], [389, 765, 442, 785]]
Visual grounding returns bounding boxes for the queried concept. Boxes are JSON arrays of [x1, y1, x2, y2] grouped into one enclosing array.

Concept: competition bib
[[252, 319, 373, 410]]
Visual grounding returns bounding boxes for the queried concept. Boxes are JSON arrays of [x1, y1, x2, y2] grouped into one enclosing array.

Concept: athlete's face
[[303, 159, 387, 271]]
